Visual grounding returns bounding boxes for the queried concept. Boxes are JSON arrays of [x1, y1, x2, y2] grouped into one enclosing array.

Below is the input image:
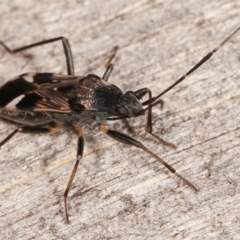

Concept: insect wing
[[0, 72, 84, 113]]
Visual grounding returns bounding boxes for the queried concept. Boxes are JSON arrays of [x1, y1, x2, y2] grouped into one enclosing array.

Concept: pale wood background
[[0, 0, 240, 239]]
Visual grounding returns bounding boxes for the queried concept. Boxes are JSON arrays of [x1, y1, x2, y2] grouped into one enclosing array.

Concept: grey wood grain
[[0, 0, 239, 239]]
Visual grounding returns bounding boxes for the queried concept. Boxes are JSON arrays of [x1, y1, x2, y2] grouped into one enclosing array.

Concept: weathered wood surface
[[0, 0, 240, 239]]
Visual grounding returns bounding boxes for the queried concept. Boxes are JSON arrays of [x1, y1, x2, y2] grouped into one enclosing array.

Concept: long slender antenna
[[142, 26, 240, 106]]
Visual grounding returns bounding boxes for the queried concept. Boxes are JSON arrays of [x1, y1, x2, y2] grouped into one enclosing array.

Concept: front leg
[[135, 88, 175, 149], [99, 123, 197, 192]]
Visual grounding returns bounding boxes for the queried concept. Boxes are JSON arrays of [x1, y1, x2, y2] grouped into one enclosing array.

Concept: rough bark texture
[[0, 0, 240, 239]]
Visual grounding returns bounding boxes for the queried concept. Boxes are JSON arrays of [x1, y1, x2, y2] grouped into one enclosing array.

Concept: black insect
[[0, 26, 239, 223]]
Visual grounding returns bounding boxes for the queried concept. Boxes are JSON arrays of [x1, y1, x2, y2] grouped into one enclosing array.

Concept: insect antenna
[[142, 26, 240, 106]]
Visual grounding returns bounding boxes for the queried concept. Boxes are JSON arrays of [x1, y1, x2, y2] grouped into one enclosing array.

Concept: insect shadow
[[0, 26, 239, 223]]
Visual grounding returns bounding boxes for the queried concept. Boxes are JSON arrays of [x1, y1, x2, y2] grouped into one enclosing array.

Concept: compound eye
[[117, 106, 129, 115]]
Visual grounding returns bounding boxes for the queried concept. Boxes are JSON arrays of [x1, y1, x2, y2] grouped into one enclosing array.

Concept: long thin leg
[[64, 125, 84, 224], [135, 88, 176, 149], [134, 88, 154, 133], [102, 64, 114, 82], [99, 123, 198, 192], [105, 46, 118, 67], [0, 124, 63, 147], [0, 37, 74, 75], [102, 46, 118, 82]]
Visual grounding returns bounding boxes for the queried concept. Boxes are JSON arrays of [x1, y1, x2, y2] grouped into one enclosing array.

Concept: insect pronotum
[[0, 26, 239, 223]]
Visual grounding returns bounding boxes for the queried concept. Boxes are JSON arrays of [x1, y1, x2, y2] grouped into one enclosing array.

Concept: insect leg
[[0, 37, 74, 75], [99, 123, 198, 192], [105, 46, 118, 67], [64, 125, 84, 224], [102, 64, 114, 82], [135, 88, 154, 133], [102, 46, 118, 81], [135, 88, 176, 149], [0, 124, 63, 147]]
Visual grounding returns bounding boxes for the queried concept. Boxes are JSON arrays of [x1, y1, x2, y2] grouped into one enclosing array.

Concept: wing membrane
[[0, 72, 85, 113]]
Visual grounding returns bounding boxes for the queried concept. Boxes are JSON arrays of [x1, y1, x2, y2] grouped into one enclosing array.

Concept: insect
[[0, 26, 239, 223]]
